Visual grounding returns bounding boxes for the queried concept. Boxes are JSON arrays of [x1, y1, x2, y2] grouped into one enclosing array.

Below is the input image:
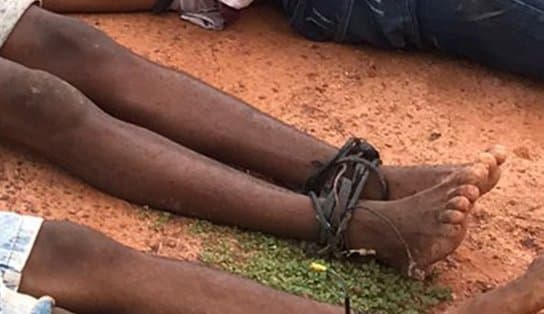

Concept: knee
[[20, 220, 137, 310], [23, 220, 135, 286], [37, 220, 134, 265], [4, 6, 133, 71], [0, 59, 94, 143]]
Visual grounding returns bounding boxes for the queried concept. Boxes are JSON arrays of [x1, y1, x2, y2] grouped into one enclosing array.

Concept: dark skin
[[40, 0, 264, 14], [0, 52, 493, 275], [0, 3, 521, 314], [450, 256, 544, 314], [40, 0, 157, 12], [19, 220, 544, 314], [0, 3, 509, 272], [23, 221, 342, 314], [1, 6, 503, 199], [0, 6, 506, 274]]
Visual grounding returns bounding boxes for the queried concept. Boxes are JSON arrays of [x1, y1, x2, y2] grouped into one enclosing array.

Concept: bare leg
[[23, 222, 544, 314], [20, 220, 341, 314], [0, 6, 505, 200], [41, 0, 155, 12], [0, 56, 494, 272], [0, 58, 317, 241], [451, 256, 544, 314]]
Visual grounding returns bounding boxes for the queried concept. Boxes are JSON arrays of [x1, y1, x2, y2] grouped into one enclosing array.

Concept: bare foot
[[362, 145, 507, 200], [452, 256, 544, 314], [348, 163, 488, 277]]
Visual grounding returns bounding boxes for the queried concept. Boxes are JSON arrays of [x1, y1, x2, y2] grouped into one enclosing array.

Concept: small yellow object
[[309, 262, 328, 273]]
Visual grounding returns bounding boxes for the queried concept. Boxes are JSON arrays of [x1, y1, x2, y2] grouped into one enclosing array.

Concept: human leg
[[20, 217, 341, 314], [0, 57, 318, 241], [41, 0, 155, 12], [8, 210, 544, 314], [451, 255, 544, 314], [0, 56, 492, 273], [0, 6, 505, 199]]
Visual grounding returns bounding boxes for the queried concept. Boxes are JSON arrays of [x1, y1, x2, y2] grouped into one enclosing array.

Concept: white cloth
[[219, 0, 254, 10], [1, 283, 54, 314], [171, 0, 225, 30], [170, 0, 255, 30], [0, 212, 54, 314], [0, 0, 41, 48]]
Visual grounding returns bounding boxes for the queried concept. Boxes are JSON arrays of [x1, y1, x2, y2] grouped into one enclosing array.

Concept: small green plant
[[152, 211, 172, 231], [190, 220, 451, 314]]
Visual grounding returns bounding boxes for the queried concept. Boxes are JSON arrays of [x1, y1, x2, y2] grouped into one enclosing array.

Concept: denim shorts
[[0, 212, 53, 314], [282, 0, 544, 79]]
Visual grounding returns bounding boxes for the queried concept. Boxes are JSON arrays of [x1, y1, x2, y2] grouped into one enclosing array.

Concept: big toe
[[478, 148, 506, 194], [455, 163, 489, 193], [487, 145, 508, 166]]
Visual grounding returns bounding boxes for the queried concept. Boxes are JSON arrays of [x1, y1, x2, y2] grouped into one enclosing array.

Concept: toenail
[[487, 145, 508, 165], [479, 152, 497, 169], [470, 163, 489, 182]]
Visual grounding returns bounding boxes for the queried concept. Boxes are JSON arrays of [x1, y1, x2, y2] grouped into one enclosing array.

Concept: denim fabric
[[281, 0, 421, 48], [0, 212, 52, 314], [417, 0, 544, 79], [282, 0, 544, 79]]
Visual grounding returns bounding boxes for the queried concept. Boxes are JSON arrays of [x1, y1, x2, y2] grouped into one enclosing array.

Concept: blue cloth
[[282, 0, 544, 79], [0, 212, 53, 314]]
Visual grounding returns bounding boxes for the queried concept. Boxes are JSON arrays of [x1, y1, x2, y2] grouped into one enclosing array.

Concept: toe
[[486, 145, 507, 166], [438, 223, 466, 239], [446, 196, 472, 212], [478, 149, 504, 195], [448, 185, 480, 203], [440, 196, 471, 224], [486, 165, 502, 191], [439, 210, 466, 224], [479, 152, 498, 173], [456, 163, 489, 190]]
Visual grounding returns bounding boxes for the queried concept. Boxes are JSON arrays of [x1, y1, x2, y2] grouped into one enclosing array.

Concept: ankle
[[346, 203, 394, 253]]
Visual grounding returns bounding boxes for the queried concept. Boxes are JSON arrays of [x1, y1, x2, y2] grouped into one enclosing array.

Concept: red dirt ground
[[1, 4, 543, 312]]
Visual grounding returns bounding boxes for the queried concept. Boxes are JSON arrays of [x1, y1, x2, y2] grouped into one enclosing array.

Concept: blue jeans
[[282, 0, 544, 79]]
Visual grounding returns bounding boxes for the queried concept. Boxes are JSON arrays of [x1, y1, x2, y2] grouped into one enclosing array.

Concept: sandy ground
[[1, 4, 543, 312]]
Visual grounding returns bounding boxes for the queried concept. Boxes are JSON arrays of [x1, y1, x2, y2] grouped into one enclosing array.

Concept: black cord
[[306, 138, 388, 256]]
